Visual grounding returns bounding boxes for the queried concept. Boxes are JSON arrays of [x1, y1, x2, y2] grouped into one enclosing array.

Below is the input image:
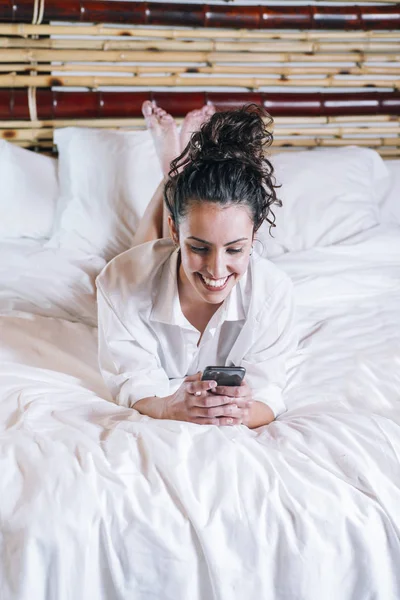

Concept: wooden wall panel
[[0, 1, 399, 156]]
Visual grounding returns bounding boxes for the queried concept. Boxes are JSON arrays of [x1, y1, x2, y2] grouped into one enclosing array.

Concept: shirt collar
[[150, 247, 247, 327], [150, 246, 184, 326]]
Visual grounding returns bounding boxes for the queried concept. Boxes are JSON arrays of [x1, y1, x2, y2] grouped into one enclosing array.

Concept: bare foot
[[142, 100, 181, 176], [180, 104, 216, 152]]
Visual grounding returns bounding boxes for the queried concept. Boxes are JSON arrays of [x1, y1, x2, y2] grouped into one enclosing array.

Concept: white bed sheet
[[0, 238, 105, 325], [1, 224, 400, 600]]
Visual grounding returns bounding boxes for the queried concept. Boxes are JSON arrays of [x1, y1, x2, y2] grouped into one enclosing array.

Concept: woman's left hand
[[210, 379, 253, 426]]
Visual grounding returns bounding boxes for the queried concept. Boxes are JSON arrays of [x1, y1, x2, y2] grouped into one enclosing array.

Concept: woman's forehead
[[183, 202, 253, 228], [179, 204, 253, 244]]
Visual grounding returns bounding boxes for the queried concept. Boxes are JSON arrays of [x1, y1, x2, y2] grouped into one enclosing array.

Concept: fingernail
[[195, 391, 201, 396]]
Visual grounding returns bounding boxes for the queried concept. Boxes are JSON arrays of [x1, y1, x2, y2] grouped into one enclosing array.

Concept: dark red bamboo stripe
[[1, 1, 400, 30], [1, 91, 400, 122]]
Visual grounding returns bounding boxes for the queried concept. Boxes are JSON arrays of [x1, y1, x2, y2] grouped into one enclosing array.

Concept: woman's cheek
[[186, 254, 203, 273], [234, 254, 251, 275]]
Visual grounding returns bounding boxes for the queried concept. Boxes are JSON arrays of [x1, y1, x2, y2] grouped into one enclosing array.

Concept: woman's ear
[[168, 215, 179, 246]]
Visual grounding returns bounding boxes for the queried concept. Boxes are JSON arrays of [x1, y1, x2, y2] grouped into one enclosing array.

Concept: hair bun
[[187, 103, 273, 166]]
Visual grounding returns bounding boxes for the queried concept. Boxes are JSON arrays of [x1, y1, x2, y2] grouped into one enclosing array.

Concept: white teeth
[[200, 274, 229, 288]]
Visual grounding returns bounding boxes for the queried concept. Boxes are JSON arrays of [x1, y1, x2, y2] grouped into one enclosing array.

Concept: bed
[[2, 0, 400, 598], [1, 134, 400, 599]]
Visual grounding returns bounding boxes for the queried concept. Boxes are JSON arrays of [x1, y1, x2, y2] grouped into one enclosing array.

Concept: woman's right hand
[[163, 372, 249, 426]]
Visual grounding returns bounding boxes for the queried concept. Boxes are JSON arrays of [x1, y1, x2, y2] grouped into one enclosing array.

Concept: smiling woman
[[96, 102, 299, 429]]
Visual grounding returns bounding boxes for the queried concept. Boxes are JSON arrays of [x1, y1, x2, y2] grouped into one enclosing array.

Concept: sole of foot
[[141, 100, 181, 176], [180, 104, 216, 153]]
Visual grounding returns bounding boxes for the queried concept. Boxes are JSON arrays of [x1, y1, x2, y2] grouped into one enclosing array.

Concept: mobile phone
[[201, 366, 246, 387]]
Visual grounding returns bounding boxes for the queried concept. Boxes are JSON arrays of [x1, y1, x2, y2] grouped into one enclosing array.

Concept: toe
[[141, 100, 153, 117]]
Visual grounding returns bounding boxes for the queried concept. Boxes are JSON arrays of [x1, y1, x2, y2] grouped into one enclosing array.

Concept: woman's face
[[170, 202, 254, 305]]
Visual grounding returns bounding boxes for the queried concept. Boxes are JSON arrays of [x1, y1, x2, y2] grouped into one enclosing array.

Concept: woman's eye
[[190, 246, 243, 254], [190, 246, 208, 253]]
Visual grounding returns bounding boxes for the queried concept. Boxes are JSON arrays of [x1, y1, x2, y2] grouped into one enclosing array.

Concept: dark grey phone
[[201, 366, 246, 387]]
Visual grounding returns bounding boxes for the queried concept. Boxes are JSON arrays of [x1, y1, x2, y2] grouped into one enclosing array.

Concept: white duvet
[[1, 224, 400, 600]]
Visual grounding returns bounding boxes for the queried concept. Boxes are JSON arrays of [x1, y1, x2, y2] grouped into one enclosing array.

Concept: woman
[[96, 101, 298, 428]]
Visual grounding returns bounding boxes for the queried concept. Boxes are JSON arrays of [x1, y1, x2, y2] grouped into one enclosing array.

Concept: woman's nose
[[206, 252, 228, 278]]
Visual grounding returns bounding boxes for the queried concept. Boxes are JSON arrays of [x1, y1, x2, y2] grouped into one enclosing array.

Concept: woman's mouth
[[197, 273, 232, 292]]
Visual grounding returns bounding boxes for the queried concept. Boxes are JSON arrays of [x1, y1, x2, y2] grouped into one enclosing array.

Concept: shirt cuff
[[118, 377, 170, 408], [252, 384, 287, 418]]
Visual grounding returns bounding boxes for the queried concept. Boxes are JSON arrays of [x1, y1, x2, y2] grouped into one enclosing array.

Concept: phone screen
[[201, 366, 246, 387]]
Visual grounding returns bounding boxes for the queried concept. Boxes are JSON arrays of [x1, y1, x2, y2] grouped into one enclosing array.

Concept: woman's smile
[[197, 273, 233, 292]]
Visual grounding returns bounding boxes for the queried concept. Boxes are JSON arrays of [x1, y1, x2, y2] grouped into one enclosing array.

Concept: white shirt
[[96, 238, 298, 417]]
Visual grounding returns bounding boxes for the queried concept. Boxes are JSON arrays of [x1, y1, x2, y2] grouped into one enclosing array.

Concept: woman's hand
[[163, 372, 251, 426], [209, 379, 253, 426], [212, 379, 276, 428]]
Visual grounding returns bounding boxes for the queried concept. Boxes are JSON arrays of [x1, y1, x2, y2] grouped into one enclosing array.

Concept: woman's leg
[[131, 101, 215, 247]]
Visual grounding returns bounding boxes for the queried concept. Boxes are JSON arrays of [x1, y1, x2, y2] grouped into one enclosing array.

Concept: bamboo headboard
[[1, 1, 399, 157]]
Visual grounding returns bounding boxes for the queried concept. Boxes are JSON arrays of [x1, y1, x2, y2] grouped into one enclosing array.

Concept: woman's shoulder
[[96, 238, 174, 302]]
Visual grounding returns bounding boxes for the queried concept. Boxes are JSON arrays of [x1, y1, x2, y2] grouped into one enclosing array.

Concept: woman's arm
[[97, 287, 172, 407], [134, 395, 168, 419], [248, 401, 275, 428]]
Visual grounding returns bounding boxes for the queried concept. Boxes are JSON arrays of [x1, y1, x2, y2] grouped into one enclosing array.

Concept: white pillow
[[379, 160, 400, 227], [0, 140, 58, 239], [257, 146, 390, 258], [48, 127, 163, 260]]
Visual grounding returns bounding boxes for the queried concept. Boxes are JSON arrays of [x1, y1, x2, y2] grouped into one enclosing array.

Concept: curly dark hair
[[164, 103, 281, 235]]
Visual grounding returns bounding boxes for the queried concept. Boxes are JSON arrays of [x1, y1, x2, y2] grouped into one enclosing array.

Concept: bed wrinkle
[[283, 413, 400, 513], [152, 464, 217, 600], [370, 415, 400, 470]]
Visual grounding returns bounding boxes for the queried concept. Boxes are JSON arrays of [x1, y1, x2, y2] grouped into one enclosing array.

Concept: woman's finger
[[191, 393, 234, 408], [190, 417, 221, 426], [186, 380, 217, 395], [191, 394, 236, 408], [212, 385, 247, 398], [199, 392, 252, 409], [191, 404, 245, 419], [217, 417, 243, 426]]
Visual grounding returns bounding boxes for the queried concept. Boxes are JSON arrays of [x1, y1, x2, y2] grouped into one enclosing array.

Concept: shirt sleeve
[[241, 276, 299, 418], [97, 285, 170, 408]]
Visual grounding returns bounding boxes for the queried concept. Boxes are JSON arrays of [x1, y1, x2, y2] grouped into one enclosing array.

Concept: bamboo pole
[[11, 140, 399, 161], [1, 73, 399, 90], [310, 0, 399, 3], [1, 1, 399, 28], [1, 37, 399, 54], [8, 138, 399, 159], [326, 115, 399, 124], [1, 116, 399, 129], [2, 63, 399, 78], [5, 128, 400, 145], [1, 24, 400, 42], [4, 126, 400, 141], [2, 49, 400, 65], [275, 126, 400, 135], [1, 90, 399, 119], [5, 128, 399, 148]]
